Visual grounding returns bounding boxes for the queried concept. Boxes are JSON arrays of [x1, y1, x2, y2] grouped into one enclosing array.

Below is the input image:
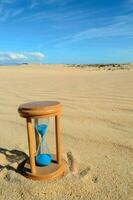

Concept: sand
[[0, 64, 133, 200]]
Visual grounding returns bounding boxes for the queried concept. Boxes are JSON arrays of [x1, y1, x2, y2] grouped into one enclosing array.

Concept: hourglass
[[35, 118, 52, 166], [18, 101, 64, 181]]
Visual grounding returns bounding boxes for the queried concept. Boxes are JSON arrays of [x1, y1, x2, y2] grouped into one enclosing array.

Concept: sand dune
[[0, 64, 133, 200]]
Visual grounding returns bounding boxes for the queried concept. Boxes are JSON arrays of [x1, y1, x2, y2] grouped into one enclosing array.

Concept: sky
[[0, 0, 133, 64]]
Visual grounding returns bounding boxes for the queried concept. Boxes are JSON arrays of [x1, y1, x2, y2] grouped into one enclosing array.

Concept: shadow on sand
[[0, 147, 28, 174]]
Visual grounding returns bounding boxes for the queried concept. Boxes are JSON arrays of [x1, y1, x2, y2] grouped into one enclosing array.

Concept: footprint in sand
[[66, 151, 91, 178], [92, 176, 98, 183], [67, 151, 78, 175], [79, 167, 91, 178]]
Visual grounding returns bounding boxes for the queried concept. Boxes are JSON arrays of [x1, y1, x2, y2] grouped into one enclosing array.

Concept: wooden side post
[[55, 114, 62, 165], [26, 118, 36, 174]]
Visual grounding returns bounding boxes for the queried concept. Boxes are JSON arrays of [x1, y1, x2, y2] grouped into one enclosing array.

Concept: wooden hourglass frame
[[18, 101, 64, 181]]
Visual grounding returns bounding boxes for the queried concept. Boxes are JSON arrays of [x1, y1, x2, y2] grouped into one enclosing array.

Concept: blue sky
[[0, 0, 133, 64]]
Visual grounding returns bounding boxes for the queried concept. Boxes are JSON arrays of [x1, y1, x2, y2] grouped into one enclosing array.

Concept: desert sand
[[0, 64, 133, 200]]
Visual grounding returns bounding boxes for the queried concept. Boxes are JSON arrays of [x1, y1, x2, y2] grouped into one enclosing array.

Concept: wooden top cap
[[18, 101, 61, 118]]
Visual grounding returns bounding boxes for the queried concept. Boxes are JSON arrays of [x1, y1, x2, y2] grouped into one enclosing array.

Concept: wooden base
[[23, 155, 64, 181]]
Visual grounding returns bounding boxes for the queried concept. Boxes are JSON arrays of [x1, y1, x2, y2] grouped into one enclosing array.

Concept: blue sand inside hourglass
[[36, 124, 48, 137], [35, 124, 52, 166], [36, 153, 52, 166]]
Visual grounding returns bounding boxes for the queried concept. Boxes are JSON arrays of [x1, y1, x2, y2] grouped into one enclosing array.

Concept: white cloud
[[30, 2, 38, 9], [29, 0, 74, 9], [1, 0, 15, 4], [0, 8, 23, 21], [30, 0, 38, 9], [72, 22, 133, 41], [26, 52, 45, 59], [0, 5, 3, 14], [0, 10, 10, 22], [0, 52, 45, 62], [53, 13, 133, 46], [12, 9, 23, 17]]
